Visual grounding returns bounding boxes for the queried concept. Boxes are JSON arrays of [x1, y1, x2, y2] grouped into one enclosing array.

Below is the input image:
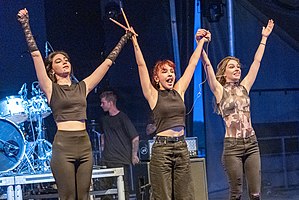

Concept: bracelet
[[260, 43, 266, 45]]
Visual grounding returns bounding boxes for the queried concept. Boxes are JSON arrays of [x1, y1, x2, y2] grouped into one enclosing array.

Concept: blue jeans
[[222, 135, 261, 200], [150, 138, 194, 200]]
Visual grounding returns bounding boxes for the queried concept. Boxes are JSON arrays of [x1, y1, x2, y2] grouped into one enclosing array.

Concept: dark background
[[1, 0, 298, 194]]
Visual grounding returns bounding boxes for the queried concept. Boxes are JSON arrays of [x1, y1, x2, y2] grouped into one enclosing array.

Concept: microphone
[[71, 74, 79, 83], [45, 41, 49, 57]]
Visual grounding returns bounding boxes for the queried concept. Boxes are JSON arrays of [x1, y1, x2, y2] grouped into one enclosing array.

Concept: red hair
[[151, 60, 176, 89]]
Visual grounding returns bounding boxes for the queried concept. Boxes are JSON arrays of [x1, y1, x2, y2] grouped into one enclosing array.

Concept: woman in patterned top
[[201, 19, 274, 200]]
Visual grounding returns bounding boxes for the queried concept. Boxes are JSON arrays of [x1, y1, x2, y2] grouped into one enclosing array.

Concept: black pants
[[51, 130, 93, 200], [222, 135, 261, 200]]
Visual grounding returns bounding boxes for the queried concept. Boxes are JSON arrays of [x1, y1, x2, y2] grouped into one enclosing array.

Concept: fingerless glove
[[18, 14, 38, 52], [107, 32, 132, 63]]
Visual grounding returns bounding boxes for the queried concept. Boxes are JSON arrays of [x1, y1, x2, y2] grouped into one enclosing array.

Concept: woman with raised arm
[[201, 19, 274, 200], [17, 8, 132, 200], [130, 27, 210, 199]]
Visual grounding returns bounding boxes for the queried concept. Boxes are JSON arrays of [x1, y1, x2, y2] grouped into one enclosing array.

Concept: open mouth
[[233, 71, 240, 76], [166, 78, 174, 87], [63, 65, 70, 70], [166, 77, 173, 83]]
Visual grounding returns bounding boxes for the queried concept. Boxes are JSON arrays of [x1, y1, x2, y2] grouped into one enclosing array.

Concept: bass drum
[[0, 118, 25, 173]]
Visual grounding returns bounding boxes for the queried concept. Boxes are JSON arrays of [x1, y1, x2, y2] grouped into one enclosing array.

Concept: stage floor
[[209, 186, 299, 200]]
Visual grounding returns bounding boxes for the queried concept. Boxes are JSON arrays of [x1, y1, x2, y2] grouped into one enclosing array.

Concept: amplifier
[[139, 137, 198, 161]]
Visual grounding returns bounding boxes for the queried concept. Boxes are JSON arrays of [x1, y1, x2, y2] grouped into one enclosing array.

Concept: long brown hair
[[214, 56, 241, 114], [151, 59, 176, 89], [216, 56, 240, 86], [44, 51, 71, 83]]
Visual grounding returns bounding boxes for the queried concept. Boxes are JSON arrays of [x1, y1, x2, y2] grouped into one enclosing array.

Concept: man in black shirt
[[99, 91, 139, 200]]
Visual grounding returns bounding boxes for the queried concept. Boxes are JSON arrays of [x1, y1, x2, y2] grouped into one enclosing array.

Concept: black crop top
[[50, 81, 87, 122], [152, 89, 186, 134]]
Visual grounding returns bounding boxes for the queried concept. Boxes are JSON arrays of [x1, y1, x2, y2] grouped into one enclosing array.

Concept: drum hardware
[[0, 95, 28, 124], [0, 82, 52, 175], [0, 139, 20, 158], [0, 118, 26, 174], [17, 82, 52, 173], [88, 120, 102, 166]]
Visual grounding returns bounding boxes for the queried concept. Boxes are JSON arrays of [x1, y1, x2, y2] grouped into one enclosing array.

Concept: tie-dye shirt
[[218, 82, 255, 138]]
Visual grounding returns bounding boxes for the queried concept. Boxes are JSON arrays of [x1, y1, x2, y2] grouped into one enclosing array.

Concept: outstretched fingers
[[17, 8, 28, 17], [262, 19, 274, 37]]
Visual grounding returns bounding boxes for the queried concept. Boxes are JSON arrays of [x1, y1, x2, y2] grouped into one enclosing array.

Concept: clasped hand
[[196, 29, 211, 43]]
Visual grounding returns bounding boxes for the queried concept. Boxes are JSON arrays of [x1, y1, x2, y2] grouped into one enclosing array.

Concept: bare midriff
[[56, 120, 86, 131], [156, 126, 185, 137]]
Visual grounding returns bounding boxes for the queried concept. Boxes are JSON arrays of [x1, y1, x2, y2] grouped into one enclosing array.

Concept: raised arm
[[175, 29, 210, 97], [83, 32, 132, 95], [17, 9, 52, 101], [241, 19, 274, 92], [201, 49, 223, 103], [131, 29, 157, 109]]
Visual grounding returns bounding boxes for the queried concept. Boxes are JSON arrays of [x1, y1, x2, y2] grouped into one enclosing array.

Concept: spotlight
[[101, 0, 121, 20], [201, 0, 224, 22]]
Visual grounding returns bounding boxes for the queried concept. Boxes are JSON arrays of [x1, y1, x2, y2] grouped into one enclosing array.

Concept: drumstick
[[109, 18, 139, 36], [121, 8, 130, 28], [109, 18, 127, 31]]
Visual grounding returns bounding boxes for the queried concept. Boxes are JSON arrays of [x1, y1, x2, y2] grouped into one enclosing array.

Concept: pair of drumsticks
[[109, 8, 138, 36]]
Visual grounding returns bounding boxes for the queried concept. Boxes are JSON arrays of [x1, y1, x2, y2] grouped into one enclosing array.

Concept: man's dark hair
[[100, 91, 117, 104]]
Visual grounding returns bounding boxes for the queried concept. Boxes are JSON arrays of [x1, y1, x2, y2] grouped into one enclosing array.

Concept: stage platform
[[0, 167, 125, 200]]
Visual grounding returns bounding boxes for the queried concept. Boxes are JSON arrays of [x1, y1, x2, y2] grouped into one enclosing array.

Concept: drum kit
[[0, 82, 52, 175]]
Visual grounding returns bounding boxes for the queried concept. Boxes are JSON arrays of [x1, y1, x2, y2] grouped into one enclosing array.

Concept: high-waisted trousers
[[150, 138, 194, 200], [222, 135, 261, 200], [51, 130, 93, 200]]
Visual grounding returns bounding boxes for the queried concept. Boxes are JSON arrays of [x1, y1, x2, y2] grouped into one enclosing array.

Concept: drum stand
[[34, 112, 52, 172], [89, 120, 102, 166], [17, 111, 52, 174]]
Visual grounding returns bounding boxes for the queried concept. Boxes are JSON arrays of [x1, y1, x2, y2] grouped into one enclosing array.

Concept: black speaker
[[191, 158, 208, 200], [134, 162, 151, 200], [133, 158, 208, 200]]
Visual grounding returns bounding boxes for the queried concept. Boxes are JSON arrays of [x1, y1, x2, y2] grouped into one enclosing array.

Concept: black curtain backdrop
[[176, 0, 196, 137], [0, 1, 47, 98]]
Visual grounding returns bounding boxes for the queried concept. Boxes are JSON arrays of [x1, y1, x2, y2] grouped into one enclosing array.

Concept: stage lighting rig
[[201, 0, 224, 22]]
